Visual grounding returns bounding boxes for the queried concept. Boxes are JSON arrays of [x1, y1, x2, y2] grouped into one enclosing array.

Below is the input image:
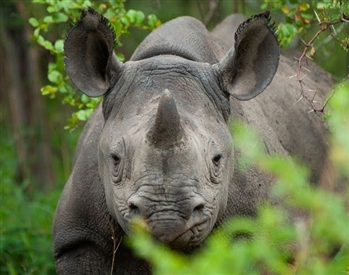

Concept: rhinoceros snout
[[127, 194, 207, 244]]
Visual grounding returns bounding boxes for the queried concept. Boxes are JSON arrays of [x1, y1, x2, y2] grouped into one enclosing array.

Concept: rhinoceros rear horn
[[213, 11, 280, 101], [64, 8, 123, 97], [148, 89, 183, 147]]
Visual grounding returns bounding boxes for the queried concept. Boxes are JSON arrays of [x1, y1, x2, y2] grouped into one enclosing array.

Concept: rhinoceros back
[[131, 16, 220, 63]]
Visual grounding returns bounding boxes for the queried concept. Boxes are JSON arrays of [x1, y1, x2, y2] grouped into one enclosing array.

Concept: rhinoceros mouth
[[161, 218, 212, 250]]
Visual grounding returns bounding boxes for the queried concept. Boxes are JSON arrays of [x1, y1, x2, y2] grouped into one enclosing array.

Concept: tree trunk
[[0, 1, 55, 193]]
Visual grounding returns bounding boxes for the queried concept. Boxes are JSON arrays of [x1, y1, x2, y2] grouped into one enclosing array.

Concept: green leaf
[[41, 85, 58, 96], [281, 5, 289, 14], [135, 11, 145, 26], [33, 28, 40, 37], [37, 35, 54, 51], [316, 2, 330, 9], [301, 13, 314, 20], [111, 20, 123, 36], [277, 23, 297, 49], [54, 40, 64, 53], [28, 17, 39, 27], [147, 14, 159, 29], [298, 3, 310, 12], [120, 16, 130, 27], [81, 0, 93, 9], [48, 70, 61, 84], [126, 9, 145, 26], [75, 109, 93, 121], [47, 6, 56, 13], [126, 9, 136, 24], [86, 97, 102, 108], [52, 12, 68, 23], [43, 15, 54, 24], [116, 53, 125, 62], [81, 94, 89, 104], [104, 8, 117, 22]]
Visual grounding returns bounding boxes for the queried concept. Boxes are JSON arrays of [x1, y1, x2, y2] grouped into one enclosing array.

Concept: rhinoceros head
[[64, 8, 279, 249]]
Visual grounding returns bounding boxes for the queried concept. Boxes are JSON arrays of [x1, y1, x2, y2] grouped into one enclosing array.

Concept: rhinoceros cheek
[[103, 190, 132, 234]]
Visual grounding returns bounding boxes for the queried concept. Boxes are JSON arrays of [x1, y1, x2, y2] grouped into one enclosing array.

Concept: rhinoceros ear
[[64, 8, 123, 97], [213, 11, 279, 101]]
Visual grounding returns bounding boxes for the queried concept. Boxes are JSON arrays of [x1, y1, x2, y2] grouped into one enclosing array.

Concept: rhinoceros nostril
[[193, 203, 205, 213], [190, 198, 206, 221], [128, 202, 140, 216]]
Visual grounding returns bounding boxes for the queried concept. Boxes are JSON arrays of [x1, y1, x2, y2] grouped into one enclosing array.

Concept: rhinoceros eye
[[208, 141, 223, 184], [110, 153, 123, 184], [110, 153, 121, 166], [212, 154, 222, 166]]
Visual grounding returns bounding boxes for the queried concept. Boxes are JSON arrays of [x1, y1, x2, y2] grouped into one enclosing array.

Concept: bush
[[0, 123, 59, 274], [128, 82, 349, 275]]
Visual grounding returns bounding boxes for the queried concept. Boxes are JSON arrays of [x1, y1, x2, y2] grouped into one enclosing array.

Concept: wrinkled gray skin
[[53, 9, 332, 274]]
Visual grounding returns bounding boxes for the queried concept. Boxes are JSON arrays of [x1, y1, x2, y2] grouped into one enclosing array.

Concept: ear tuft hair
[[82, 8, 116, 44], [234, 11, 278, 48]]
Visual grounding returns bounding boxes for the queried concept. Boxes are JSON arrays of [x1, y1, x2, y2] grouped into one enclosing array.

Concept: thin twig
[[292, 12, 348, 115], [196, 0, 205, 22], [106, 215, 122, 275], [203, 0, 220, 26], [110, 236, 123, 275]]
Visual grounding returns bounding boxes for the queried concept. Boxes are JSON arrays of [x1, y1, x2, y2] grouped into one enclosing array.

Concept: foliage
[[326, 82, 349, 173], [128, 82, 349, 274], [261, 0, 349, 50], [0, 122, 59, 275], [29, 0, 160, 129]]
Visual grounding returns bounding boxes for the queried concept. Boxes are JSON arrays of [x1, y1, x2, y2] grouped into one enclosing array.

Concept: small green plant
[[0, 122, 60, 275], [29, 0, 160, 129], [127, 83, 349, 275]]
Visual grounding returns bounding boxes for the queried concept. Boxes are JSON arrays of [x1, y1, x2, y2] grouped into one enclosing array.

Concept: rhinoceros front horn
[[148, 89, 183, 147]]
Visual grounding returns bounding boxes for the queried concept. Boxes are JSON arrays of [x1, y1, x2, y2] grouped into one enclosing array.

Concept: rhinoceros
[[53, 8, 332, 274]]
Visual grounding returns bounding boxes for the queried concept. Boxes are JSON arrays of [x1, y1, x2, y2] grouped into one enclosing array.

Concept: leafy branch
[[262, 0, 349, 116], [293, 14, 348, 115], [29, 0, 161, 129]]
